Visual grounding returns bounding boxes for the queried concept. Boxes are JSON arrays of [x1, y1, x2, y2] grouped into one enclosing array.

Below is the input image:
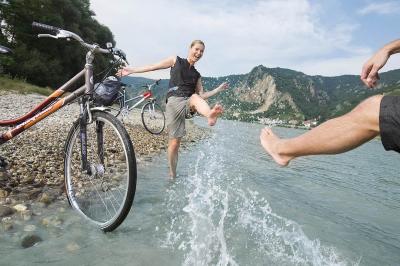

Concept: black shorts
[[379, 95, 400, 153]]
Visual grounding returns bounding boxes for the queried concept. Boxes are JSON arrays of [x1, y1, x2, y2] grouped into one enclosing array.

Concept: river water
[[1, 118, 399, 265]]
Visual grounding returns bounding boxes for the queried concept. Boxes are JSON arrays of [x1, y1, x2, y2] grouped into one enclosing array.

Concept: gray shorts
[[166, 96, 194, 139], [379, 95, 400, 153]]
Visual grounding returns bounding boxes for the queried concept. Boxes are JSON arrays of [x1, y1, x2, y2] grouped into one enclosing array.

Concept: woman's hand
[[116, 67, 132, 77], [217, 82, 230, 92]]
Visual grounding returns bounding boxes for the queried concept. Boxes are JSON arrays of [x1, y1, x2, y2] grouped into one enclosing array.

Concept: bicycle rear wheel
[[64, 111, 136, 232], [141, 101, 165, 135]]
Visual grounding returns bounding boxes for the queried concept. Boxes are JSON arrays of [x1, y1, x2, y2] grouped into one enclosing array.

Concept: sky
[[90, 0, 400, 79]]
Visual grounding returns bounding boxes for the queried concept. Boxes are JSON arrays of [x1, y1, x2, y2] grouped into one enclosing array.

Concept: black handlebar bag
[[93, 77, 122, 106]]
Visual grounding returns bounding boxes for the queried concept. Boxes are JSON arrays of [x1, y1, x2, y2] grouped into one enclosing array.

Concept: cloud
[[89, 0, 381, 78], [357, 1, 400, 15]]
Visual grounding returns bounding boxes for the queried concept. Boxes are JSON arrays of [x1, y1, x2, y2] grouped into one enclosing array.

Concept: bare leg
[[260, 95, 382, 166], [189, 94, 223, 126], [168, 137, 181, 178]]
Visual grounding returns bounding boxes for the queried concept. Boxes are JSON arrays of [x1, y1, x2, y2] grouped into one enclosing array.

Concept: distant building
[[303, 118, 318, 129], [258, 117, 284, 126], [303, 120, 312, 129]]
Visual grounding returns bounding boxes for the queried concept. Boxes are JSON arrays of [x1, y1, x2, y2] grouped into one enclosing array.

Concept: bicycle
[[111, 79, 166, 135], [0, 22, 137, 232]]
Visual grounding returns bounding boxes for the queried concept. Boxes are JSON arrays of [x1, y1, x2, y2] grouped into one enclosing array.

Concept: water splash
[[161, 142, 358, 266], [233, 188, 357, 265]]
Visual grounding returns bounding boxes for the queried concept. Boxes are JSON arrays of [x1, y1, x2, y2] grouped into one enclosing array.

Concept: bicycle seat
[[0, 45, 12, 54]]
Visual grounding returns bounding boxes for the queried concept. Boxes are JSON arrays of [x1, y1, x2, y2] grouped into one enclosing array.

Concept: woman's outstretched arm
[[117, 56, 176, 76]]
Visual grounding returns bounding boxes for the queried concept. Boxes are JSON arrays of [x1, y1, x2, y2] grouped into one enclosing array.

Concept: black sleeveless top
[[167, 56, 201, 99]]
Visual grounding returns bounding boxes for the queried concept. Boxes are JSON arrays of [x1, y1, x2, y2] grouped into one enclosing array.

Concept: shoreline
[[0, 91, 209, 237]]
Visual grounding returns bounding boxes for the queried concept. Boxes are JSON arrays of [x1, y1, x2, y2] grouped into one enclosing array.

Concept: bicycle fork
[[79, 99, 91, 175], [79, 99, 105, 173]]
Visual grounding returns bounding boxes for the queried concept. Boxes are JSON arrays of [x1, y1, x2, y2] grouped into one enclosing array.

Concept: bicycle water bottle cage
[[93, 76, 122, 106]]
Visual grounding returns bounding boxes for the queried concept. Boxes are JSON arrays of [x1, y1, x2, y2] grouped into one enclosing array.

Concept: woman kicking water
[[118, 40, 229, 177]]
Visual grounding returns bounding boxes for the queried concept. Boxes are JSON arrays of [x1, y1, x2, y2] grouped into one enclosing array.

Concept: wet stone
[[21, 234, 42, 248], [38, 193, 52, 206], [66, 242, 80, 252], [0, 171, 9, 182], [13, 204, 28, 212], [0, 205, 14, 217], [2, 216, 13, 231], [0, 189, 9, 199], [24, 224, 36, 232]]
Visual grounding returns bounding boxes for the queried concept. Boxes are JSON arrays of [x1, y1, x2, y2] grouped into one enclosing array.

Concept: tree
[[0, 0, 116, 88]]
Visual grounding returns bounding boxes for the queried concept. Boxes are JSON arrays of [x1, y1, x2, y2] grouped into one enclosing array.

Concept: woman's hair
[[190, 40, 205, 48]]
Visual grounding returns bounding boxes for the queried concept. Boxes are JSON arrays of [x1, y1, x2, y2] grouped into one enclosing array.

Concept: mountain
[[121, 66, 400, 125]]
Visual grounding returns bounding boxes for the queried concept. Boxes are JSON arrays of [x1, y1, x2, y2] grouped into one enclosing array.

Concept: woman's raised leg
[[189, 94, 223, 126]]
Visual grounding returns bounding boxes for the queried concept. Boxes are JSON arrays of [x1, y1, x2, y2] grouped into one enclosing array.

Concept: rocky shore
[[0, 91, 209, 247]]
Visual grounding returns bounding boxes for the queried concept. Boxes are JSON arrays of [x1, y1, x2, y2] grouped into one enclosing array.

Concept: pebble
[[13, 204, 28, 212], [39, 193, 52, 206], [1, 217, 13, 231], [24, 224, 36, 232], [66, 242, 80, 252]]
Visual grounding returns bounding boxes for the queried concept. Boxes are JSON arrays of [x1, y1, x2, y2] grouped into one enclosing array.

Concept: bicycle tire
[[141, 101, 165, 135], [64, 111, 137, 232]]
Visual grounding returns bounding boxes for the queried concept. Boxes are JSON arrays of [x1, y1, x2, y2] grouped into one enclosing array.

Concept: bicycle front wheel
[[141, 101, 165, 135], [64, 111, 137, 232]]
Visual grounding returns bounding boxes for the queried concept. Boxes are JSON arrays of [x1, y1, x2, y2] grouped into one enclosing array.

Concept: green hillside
[[120, 66, 400, 125]]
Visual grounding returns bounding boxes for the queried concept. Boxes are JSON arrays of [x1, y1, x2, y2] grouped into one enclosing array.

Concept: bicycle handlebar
[[32, 21, 117, 55], [32, 21, 61, 35], [142, 79, 161, 90]]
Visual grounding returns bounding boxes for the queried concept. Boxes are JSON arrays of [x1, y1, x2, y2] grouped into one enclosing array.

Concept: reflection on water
[[1, 118, 399, 266]]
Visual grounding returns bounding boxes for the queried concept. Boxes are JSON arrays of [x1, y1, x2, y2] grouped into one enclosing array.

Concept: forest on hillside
[[0, 0, 115, 88]]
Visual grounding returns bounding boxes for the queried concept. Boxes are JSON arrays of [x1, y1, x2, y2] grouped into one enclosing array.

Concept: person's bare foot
[[260, 128, 292, 166], [208, 104, 223, 126], [169, 171, 176, 179]]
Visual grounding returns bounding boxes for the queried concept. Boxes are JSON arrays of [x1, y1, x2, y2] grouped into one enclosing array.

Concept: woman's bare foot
[[260, 128, 293, 166], [208, 104, 223, 126], [169, 172, 176, 179]]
